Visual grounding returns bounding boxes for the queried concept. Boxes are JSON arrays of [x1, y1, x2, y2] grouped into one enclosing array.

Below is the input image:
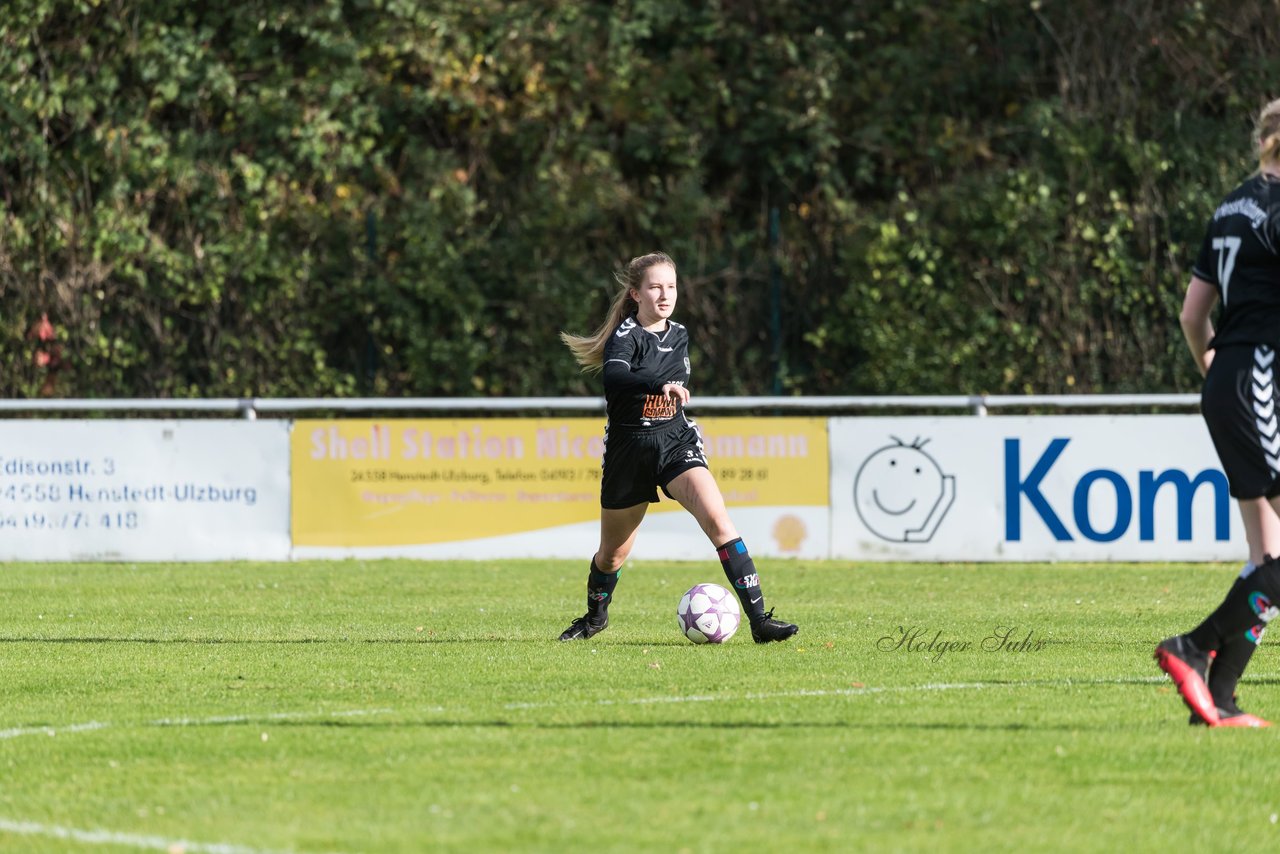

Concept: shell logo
[[772, 514, 807, 552]]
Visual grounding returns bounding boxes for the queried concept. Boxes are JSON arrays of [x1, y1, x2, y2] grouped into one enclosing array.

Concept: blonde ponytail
[[560, 286, 640, 373], [561, 252, 676, 373]]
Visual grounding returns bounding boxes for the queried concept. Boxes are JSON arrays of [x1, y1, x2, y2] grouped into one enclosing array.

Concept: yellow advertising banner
[[291, 418, 828, 547]]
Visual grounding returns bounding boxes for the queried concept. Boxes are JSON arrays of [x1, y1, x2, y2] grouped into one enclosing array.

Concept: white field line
[[501, 676, 1168, 710], [1, 678, 1170, 739], [0, 708, 393, 742], [0, 817, 340, 854], [149, 708, 394, 727], [0, 721, 110, 740]]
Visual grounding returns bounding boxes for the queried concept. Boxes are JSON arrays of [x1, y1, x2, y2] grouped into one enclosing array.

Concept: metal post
[[363, 210, 379, 392], [769, 205, 782, 395]]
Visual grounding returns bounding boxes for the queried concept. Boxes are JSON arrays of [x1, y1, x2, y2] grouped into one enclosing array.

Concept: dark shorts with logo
[[600, 417, 709, 509], [1202, 343, 1280, 499]]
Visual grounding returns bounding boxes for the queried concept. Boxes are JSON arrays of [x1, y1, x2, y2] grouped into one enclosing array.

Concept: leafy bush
[[3, 0, 1276, 398]]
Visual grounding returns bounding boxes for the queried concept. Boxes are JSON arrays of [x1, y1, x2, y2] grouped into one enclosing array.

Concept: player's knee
[[595, 549, 628, 572]]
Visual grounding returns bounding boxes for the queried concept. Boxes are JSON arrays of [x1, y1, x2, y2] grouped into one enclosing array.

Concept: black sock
[[1207, 577, 1266, 711], [586, 561, 618, 623], [717, 538, 766, 624], [1209, 632, 1262, 712], [1188, 559, 1280, 653]]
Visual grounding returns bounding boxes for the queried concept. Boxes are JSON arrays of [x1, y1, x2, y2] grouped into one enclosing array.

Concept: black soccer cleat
[[750, 609, 798, 644], [1154, 635, 1218, 726], [558, 613, 609, 642], [1189, 708, 1271, 728], [1188, 694, 1271, 728]]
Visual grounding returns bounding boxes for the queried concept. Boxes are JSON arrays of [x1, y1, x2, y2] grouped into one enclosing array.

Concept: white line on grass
[[3, 680, 1172, 738], [0, 721, 110, 740], [501, 676, 1168, 710], [0, 817, 342, 854], [149, 708, 394, 727], [0, 708, 393, 742]]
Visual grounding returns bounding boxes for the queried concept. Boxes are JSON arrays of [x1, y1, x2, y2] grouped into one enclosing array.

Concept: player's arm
[[602, 335, 684, 398], [1180, 274, 1219, 377], [603, 359, 686, 398]]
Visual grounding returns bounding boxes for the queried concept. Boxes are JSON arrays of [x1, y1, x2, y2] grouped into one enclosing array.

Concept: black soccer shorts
[[599, 417, 709, 509], [1202, 343, 1280, 499]]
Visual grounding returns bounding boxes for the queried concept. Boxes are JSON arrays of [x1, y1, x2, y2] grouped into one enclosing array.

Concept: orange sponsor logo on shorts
[[641, 395, 677, 421]]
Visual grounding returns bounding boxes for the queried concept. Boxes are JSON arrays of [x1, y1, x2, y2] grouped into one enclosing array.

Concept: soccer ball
[[676, 583, 741, 644]]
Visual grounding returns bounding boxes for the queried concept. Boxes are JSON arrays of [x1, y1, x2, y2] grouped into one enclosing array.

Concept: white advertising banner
[[0, 420, 290, 561], [830, 415, 1240, 562]]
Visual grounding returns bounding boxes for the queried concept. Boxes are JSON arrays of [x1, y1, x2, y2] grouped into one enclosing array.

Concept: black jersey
[[601, 315, 692, 430], [1193, 175, 1280, 349]]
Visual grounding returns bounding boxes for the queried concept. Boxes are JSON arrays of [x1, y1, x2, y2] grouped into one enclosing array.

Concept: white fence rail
[[0, 394, 1202, 418]]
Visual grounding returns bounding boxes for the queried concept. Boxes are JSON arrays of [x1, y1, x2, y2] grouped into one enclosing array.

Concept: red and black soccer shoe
[[1155, 635, 1219, 727]]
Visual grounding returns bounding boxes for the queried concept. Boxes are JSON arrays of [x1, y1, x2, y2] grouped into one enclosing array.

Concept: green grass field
[[2, 559, 1278, 853]]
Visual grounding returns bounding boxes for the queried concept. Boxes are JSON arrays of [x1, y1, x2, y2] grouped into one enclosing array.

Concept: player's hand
[[1201, 349, 1215, 377], [661, 383, 690, 405]]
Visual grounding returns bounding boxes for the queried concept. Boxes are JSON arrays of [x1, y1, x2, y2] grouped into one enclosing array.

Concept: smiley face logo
[[853, 437, 956, 542]]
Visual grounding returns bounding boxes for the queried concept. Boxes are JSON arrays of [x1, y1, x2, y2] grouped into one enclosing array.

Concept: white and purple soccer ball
[[677, 583, 741, 644]]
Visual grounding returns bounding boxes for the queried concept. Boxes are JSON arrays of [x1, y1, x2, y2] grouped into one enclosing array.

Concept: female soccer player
[[1155, 98, 1280, 727], [556, 251, 798, 644]]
